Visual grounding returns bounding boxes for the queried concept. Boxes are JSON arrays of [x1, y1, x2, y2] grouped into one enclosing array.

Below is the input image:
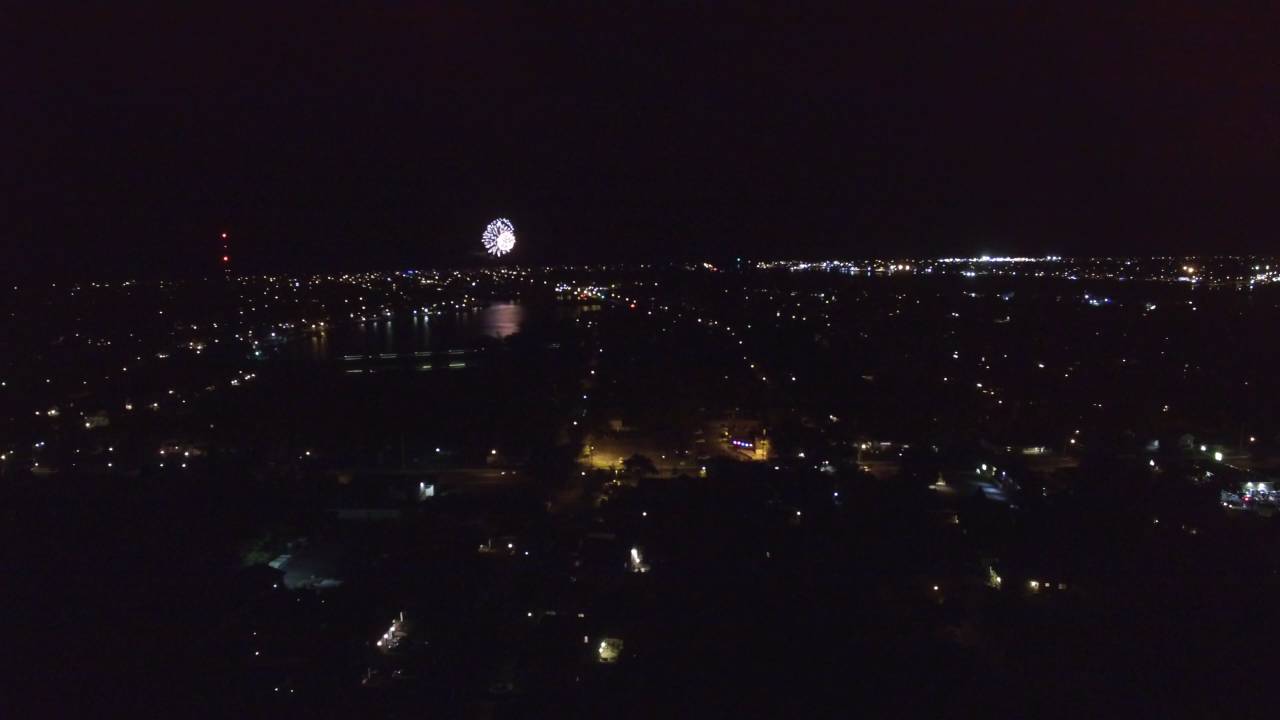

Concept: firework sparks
[[482, 218, 516, 257]]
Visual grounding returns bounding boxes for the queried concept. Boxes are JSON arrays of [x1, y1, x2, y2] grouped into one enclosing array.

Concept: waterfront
[[286, 301, 534, 363]]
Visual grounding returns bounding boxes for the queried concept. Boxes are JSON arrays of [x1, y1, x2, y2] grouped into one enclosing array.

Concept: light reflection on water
[[291, 302, 529, 362], [471, 302, 525, 339]]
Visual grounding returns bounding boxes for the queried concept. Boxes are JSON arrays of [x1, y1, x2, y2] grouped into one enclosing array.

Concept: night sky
[[4, 3, 1277, 278]]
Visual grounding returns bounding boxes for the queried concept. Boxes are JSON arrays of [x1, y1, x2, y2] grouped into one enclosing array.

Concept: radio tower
[[220, 232, 231, 279]]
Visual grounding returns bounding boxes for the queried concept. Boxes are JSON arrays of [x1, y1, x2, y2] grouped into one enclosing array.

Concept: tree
[[623, 453, 658, 479]]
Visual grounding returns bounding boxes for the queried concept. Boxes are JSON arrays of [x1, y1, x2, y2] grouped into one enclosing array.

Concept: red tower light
[[222, 255, 230, 263]]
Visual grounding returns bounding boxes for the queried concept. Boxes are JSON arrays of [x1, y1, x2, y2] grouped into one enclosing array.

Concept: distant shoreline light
[[936, 256, 1063, 263]]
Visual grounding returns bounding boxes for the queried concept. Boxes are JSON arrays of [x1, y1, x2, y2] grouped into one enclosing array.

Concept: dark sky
[[4, 3, 1277, 278]]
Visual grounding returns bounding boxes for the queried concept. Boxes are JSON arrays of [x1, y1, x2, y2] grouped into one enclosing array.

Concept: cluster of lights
[[375, 614, 407, 650], [938, 255, 1062, 263]]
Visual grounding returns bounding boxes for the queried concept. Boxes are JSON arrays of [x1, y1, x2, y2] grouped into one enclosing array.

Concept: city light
[[375, 613, 407, 651], [7, 14, 1280, 707], [628, 546, 650, 573], [596, 637, 623, 663]]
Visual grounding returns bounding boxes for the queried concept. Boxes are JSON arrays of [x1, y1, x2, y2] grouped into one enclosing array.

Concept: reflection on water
[[287, 302, 530, 362], [472, 302, 525, 339]]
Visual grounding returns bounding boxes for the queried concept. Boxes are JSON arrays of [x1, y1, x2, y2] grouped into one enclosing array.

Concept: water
[[244, 300, 573, 464], [289, 302, 530, 362]]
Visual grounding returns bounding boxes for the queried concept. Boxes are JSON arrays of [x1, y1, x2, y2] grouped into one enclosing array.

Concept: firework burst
[[482, 218, 516, 257]]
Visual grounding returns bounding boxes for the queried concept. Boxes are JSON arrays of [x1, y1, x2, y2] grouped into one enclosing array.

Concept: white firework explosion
[[482, 218, 516, 257]]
